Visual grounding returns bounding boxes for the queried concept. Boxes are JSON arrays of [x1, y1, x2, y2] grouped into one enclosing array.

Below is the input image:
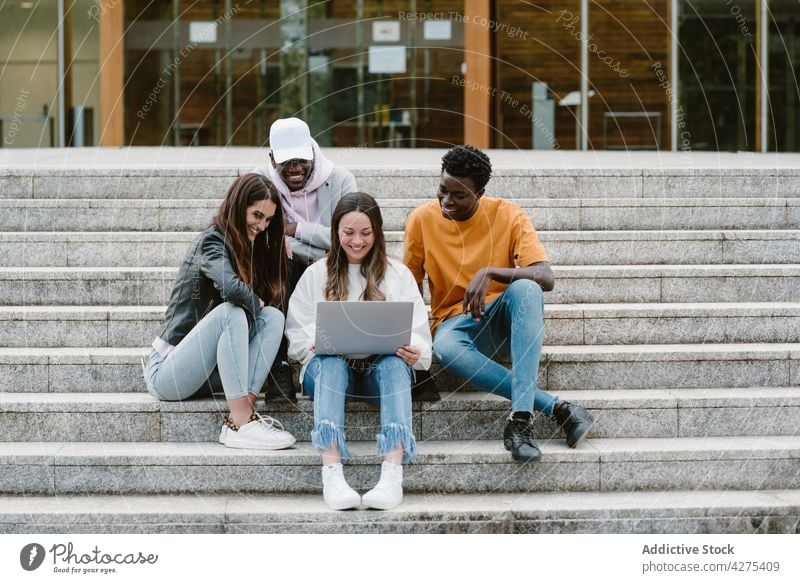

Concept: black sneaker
[[411, 370, 441, 402], [266, 362, 297, 402], [503, 416, 542, 462], [552, 400, 594, 448]]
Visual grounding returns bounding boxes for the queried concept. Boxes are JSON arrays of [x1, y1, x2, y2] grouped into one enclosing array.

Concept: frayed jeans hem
[[311, 419, 352, 460], [377, 422, 416, 463]]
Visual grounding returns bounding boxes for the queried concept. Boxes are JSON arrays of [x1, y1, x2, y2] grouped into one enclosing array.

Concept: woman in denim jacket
[[144, 173, 295, 450], [286, 192, 432, 510]]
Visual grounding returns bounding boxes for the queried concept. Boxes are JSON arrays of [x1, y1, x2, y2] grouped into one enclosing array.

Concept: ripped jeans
[[302, 355, 416, 463]]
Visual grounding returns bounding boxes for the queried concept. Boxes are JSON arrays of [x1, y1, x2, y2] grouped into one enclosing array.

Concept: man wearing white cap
[[255, 117, 357, 401]]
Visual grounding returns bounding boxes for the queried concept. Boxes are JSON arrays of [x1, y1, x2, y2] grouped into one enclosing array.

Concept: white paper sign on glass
[[189, 21, 218, 44], [372, 21, 401, 42], [368, 46, 407, 74], [424, 20, 452, 40]]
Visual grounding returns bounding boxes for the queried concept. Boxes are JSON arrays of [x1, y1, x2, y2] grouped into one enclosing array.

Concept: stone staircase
[[1, 156, 799, 534]]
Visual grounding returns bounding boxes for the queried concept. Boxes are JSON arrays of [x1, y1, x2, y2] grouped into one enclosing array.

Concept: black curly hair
[[441, 145, 492, 191]]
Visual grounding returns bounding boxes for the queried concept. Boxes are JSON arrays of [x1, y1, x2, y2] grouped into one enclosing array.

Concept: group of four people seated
[[143, 117, 594, 511]]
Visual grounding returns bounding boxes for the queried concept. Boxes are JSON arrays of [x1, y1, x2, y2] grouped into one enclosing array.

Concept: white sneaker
[[219, 412, 296, 450], [321, 463, 361, 510], [362, 461, 403, 510]]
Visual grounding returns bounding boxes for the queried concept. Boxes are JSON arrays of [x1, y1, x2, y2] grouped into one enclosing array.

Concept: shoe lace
[[520, 421, 535, 441], [250, 411, 286, 432], [510, 418, 535, 442], [554, 402, 577, 425]]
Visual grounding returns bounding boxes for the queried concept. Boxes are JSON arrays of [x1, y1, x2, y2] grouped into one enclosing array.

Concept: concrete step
[[2, 303, 798, 348], [2, 435, 799, 495], [1, 489, 797, 533], [3, 166, 800, 199], [2, 198, 798, 232], [1, 265, 797, 305], [2, 343, 797, 393], [1, 388, 798, 443], [4, 230, 800, 267]]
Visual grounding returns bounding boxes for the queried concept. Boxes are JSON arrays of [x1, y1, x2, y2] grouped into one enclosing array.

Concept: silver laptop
[[315, 301, 413, 355]]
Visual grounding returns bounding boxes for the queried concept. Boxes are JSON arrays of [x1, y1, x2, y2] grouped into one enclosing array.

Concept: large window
[[0, 0, 58, 148], [493, 0, 800, 152], [123, 0, 464, 147], [494, 0, 671, 150], [4, 1, 798, 150], [494, 0, 582, 149], [323, 1, 463, 147], [589, 1, 670, 150], [124, 0, 276, 146], [0, 0, 98, 147], [679, 0, 757, 151], [768, 0, 800, 151]]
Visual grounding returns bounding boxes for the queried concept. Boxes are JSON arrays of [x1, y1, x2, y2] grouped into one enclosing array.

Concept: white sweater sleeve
[[285, 261, 323, 368], [391, 260, 432, 371]]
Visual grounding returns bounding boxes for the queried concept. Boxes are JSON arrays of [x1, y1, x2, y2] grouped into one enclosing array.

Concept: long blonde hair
[[326, 192, 387, 301]]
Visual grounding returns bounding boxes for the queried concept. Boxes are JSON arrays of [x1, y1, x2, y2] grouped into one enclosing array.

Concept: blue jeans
[[144, 303, 284, 402], [303, 355, 416, 463], [432, 279, 558, 415]]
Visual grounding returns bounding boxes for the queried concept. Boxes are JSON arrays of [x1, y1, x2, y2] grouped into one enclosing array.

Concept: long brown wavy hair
[[326, 192, 387, 301], [212, 173, 286, 308]]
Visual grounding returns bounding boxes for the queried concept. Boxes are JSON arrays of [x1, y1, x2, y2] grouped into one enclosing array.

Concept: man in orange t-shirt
[[403, 145, 594, 462]]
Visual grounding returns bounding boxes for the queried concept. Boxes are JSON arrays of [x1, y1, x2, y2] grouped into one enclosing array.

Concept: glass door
[[768, 0, 800, 151], [678, 0, 757, 151], [315, 1, 464, 148], [123, 0, 465, 147], [0, 0, 59, 148]]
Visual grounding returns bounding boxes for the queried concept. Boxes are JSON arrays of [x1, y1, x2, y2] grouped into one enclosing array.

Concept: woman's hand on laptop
[[396, 345, 421, 366]]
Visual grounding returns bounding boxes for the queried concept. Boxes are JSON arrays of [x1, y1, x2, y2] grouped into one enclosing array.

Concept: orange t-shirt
[[403, 196, 549, 331]]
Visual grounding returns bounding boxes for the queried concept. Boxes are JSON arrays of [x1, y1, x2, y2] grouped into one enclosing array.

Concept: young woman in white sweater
[[286, 192, 432, 510]]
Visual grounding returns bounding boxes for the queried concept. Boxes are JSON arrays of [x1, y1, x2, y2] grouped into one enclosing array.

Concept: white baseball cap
[[269, 117, 314, 163]]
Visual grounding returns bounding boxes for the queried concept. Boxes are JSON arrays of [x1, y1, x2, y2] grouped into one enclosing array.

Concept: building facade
[[1, 0, 798, 151]]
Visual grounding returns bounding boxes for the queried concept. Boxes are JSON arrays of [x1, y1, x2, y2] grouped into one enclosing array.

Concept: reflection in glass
[[0, 0, 58, 147], [679, 0, 757, 151], [768, 0, 800, 152], [588, 1, 669, 150], [123, 0, 464, 148], [494, 0, 582, 149]]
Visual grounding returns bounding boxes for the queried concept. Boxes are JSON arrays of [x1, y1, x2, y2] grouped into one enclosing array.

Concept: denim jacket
[[153, 227, 260, 355]]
